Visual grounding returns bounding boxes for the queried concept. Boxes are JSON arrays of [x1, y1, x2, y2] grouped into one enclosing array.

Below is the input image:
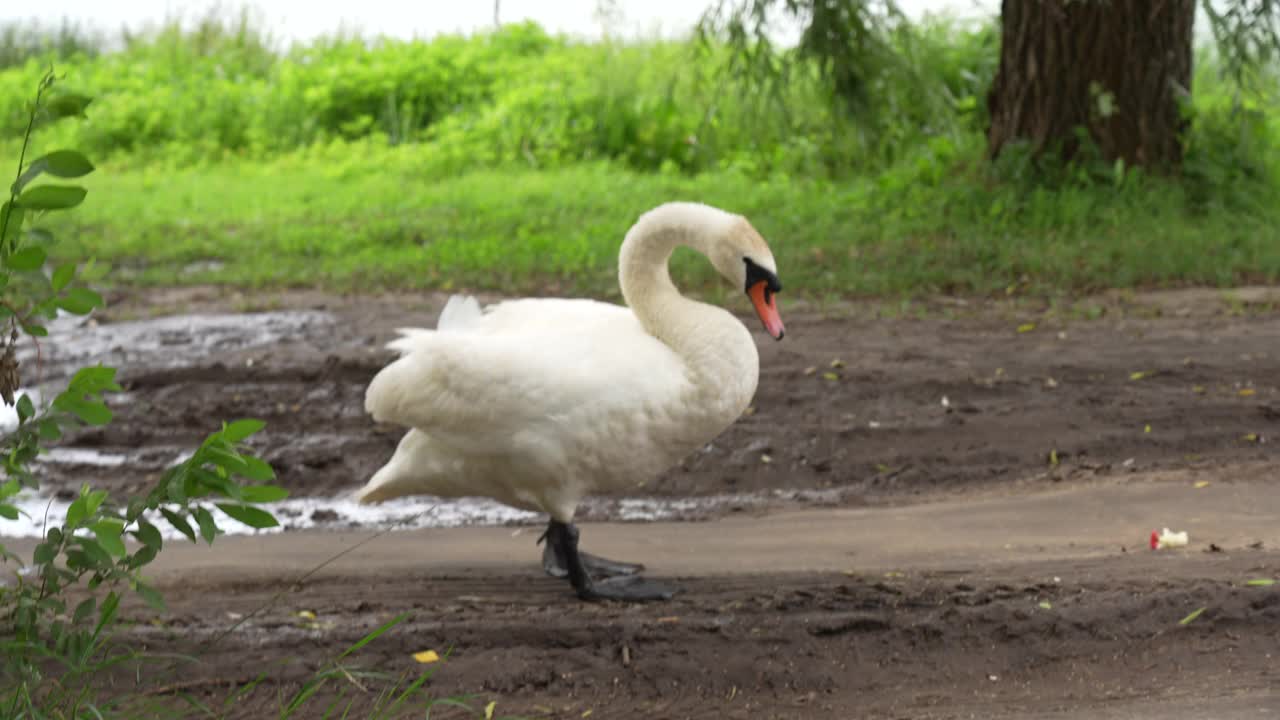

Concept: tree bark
[[986, 0, 1195, 169]]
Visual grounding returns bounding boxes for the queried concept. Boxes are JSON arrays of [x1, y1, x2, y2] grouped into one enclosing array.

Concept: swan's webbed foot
[[540, 529, 645, 580], [539, 520, 677, 602]]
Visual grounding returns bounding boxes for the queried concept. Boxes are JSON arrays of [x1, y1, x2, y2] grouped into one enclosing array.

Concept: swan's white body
[[356, 202, 779, 523]]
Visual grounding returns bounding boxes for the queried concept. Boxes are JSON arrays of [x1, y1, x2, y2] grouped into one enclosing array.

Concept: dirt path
[[10, 464, 1275, 718], [3, 285, 1279, 717]]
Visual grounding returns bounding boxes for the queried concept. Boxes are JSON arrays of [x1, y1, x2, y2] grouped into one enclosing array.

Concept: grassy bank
[[43, 143, 1280, 301], [3, 13, 1280, 301]]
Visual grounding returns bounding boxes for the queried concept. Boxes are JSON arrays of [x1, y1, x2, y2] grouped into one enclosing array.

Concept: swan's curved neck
[[619, 211, 719, 344], [617, 203, 761, 424], [617, 206, 755, 377]]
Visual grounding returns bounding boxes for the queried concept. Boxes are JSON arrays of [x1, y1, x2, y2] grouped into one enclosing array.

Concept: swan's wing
[[365, 299, 689, 440]]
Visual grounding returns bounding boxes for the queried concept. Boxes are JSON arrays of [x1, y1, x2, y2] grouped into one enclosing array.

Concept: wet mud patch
[[16, 286, 1278, 516]]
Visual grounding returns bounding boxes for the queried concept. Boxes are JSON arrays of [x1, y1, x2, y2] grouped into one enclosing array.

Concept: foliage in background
[[0, 7, 1276, 301]]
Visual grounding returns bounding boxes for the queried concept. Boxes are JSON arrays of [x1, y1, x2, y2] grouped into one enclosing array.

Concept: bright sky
[[6, 0, 1000, 44]]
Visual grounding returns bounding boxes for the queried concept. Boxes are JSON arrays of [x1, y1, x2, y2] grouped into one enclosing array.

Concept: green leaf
[[16, 394, 34, 423], [0, 503, 17, 520], [133, 519, 163, 551], [134, 582, 166, 612], [129, 544, 157, 569], [57, 287, 103, 315], [1179, 607, 1206, 625], [35, 150, 95, 179], [66, 497, 88, 528], [240, 484, 288, 503], [193, 506, 218, 544], [90, 519, 126, 558], [221, 419, 266, 443], [44, 93, 92, 121], [38, 418, 62, 441], [73, 597, 96, 625], [67, 366, 120, 393], [22, 322, 48, 337], [96, 590, 120, 637], [238, 457, 276, 482], [160, 507, 197, 543], [51, 262, 76, 291], [5, 246, 46, 271], [1245, 578, 1276, 587], [215, 503, 279, 529], [204, 447, 249, 474], [73, 537, 113, 568], [84, 489, 107, 517], [0, 479, 19, 499], [67, 400, 112, 426], [15, 184, 87, 211]]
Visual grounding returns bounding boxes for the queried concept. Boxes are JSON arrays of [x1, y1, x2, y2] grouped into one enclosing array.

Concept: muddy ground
[[26, 284, 1280, 510], [4, 284, 1280, 718]]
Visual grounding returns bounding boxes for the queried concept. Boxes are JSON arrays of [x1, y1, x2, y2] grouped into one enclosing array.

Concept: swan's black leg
[[540, 520, 676, 602], [539, 521, 645, 579]]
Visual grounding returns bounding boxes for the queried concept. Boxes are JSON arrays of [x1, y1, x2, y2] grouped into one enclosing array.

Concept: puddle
[[0, 487, 840, 540], [19, 310, 335, 381], [35, 447, 129, 467]]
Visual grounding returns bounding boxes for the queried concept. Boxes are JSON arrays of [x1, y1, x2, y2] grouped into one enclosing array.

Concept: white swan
[[355, 201, 785, 601]]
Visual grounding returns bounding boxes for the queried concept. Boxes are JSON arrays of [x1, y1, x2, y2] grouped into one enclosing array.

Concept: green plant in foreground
[[0, 70, 285, 717]]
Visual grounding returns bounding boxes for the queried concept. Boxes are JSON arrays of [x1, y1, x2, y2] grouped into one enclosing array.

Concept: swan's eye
[[743, 257, 781, 297]]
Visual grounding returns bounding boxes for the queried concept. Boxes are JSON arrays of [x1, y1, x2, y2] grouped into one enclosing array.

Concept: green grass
[[40, 139, 1280, 302]]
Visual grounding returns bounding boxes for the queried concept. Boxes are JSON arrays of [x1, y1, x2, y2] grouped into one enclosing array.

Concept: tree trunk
[[986, 0, 1195, 169]]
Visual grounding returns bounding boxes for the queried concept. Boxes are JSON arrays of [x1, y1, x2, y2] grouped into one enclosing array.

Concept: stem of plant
[[1, 71, 51, 258]]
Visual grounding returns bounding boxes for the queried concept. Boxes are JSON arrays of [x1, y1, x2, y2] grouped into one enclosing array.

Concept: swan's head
[[708, 217, 785, 341]]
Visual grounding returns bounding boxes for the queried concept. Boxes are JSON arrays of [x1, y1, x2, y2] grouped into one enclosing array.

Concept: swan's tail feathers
[[383, 295, 483, 355], [354, 430, 435, 505], [354, 464, 400, 504], [437, 294, 483, 331]]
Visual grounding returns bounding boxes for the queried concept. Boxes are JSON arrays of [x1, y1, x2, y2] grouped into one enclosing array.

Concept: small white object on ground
[[1156, 527, 1189, 548]]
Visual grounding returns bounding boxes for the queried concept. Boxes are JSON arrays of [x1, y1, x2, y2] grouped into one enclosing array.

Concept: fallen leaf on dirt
[[1179, 607, 1206, 626], [1243, 433, 1259, 443], [297, 610, 316, 620], [1144, 424, 1152, 433], [1017, 323, 1036, 333], [760, 454, 772, 464], [1194, 480, 1210, 488], [823, 372, 839, 381], [884, 571, 904, 578], [1038, 601, 1052, 610], [484, 701, 496, 719], [1239, 388, 1256, 397], [412, 650, 441, 664], [802, 366, 817, 376], [1048, 449, 1059, 467], [830, 358, 845, 368], [656, 616, 680, 624], [1245, 579, 1276, 587], [1192, 385, 1206, 394], [1130, 371, 1147, 381], [582, 711, 593, 718], [1044, 377, 1059, 388]]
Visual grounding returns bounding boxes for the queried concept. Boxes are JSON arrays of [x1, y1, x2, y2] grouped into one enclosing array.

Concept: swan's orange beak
[[748, 280, 785, 340]]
